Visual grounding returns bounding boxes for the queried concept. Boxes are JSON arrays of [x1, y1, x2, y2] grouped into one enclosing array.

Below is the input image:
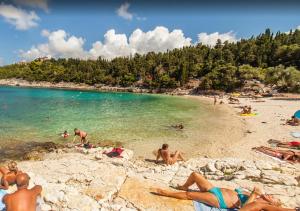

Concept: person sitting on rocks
[[0, 161, 23, 190], [286, 116, 300, 126], [154, 172, 297, 211], [155, 144, 185, 165], [73, 128, 88, 145], [3, 173, 42, 211], [253, 146, 299, 163]]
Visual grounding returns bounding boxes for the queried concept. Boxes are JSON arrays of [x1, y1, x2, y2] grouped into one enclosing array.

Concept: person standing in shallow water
[[73, 128, 88, 144], [156, 144, 185, 165], [3, 173, 42, 211], [214, 96, 217, 106]]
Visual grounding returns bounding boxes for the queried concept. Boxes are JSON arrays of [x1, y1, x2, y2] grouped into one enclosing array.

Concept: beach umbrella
[[294, 110, 300, 119]]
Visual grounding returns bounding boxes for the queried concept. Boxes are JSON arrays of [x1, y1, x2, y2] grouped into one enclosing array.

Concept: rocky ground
[[5, 147, 299, 211]]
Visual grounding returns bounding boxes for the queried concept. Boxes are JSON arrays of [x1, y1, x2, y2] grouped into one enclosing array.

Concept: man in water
[[3, 173, 42, 211], [0, 161, 22, 190], [73, 128, 88, 144], [156, 144, 186, 165]]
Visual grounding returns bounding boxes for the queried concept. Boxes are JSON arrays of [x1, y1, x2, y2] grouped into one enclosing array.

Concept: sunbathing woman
[[253, 146, 299, 163], [155, 172, 297, 210], [0, 161, 23, 190]]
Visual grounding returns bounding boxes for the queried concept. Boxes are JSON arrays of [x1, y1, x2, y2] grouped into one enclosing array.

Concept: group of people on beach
[[0, 161, 42, 211], [1, 111, 299, 211], [153, 143, 299, 211]]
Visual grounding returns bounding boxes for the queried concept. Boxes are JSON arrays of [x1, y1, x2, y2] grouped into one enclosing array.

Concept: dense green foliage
[[1, 28, 300, 92]]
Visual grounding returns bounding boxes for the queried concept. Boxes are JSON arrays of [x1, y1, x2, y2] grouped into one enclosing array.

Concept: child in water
[[61, 130, 69, 138]]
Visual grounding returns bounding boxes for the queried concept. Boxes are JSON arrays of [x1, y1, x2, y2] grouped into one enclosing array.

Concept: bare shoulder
[[2, 192, 11, 203], [31, 185, 42, 194]]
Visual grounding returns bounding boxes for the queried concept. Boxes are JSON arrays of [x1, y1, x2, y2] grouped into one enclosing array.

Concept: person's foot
[[253, 187, 263, 196], [156, 188, 171, 196], [176, 185, 188, 191]]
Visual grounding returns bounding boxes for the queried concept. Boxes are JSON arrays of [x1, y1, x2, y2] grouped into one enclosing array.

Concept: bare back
[[160, 149, 173, 165], [4, 186, 41, 211]]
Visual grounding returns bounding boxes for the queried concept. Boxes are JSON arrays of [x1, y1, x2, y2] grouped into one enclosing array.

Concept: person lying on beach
[[286, 116, 300, 126], [0, 161, 23, 190], [253, 146, 299, 163], [155, 144, 185, 165], [3, 173, 42, 211], [73, 128, 88, 144], [228, 96, 240, 104], [154, 172, 297, 211], [268, 139, 300, 149], [241, 106, 252, 114]]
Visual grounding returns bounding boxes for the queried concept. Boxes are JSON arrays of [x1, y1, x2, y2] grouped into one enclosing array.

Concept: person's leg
[[240, 202, 295, 211], [155, 189, 219, 208], [178, 172, 214, 192], [172, 151, 185, 161], [177, 151, 185, 161]]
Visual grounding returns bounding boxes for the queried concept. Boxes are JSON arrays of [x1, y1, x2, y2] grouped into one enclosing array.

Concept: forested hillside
[[1, 28, 300, 92]]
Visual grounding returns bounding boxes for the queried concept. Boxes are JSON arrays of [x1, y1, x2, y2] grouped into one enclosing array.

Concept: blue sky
[[0, 0, 300, 65]]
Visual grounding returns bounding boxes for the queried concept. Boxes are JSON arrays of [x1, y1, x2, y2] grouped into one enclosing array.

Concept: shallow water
[[0, 86, 239, 158]]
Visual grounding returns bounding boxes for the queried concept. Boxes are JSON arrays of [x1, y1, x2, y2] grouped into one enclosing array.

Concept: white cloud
[[129, 27, 191, 54], [20, 28, 241, 62], [0, 3, 39, 30], [20, 30, 86, 60], [198, 31, 237, 46], [116, 2, 133, 20], [20, 27, 192, 61], [13, 0, 48, 12], [90, 26, 192, 59], [136, 16, 147, 21], [297, 26, 300, 30]]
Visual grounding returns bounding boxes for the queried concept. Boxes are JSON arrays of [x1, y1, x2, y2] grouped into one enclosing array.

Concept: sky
[[0, 0, 300, 65]]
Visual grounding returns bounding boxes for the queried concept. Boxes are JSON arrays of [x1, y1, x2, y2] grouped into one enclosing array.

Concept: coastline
[[0, 78, 191, 95], [0, 78, 245, 161], [1, 78, 299, 210], [0, 78, 299, 161]]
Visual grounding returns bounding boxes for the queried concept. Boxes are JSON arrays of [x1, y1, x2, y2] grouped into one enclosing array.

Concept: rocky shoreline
[[4, 147, 299, 211], [0, 78, 192, 95]]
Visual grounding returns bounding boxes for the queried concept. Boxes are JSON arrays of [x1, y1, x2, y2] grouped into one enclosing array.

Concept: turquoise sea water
[[0, 86, 212, 149]]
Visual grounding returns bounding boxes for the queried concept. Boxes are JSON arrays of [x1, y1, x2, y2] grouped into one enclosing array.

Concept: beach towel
[[104, 147, 124, 158], [240, 113, 258, 117], [0, 189, 6, 211], [193, 201, 238, 211], [291, 132, 300, 138]]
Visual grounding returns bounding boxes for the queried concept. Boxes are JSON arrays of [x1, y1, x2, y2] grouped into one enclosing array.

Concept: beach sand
[[187, 95, 300, 162]]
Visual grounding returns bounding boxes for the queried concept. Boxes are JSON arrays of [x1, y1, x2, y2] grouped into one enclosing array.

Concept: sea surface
[[0, 86, 229, 158]]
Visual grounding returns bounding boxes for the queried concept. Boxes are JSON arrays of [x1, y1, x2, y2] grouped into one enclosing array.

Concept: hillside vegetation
[[1, 29, 300, 92]]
